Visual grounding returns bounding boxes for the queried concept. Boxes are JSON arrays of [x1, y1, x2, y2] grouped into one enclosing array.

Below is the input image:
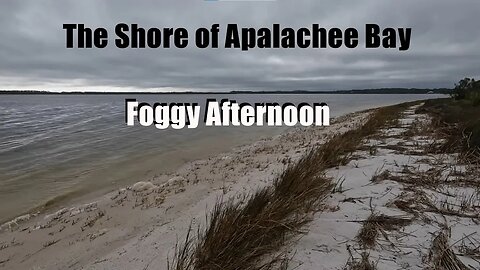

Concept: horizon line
[[0, 88, 452, 95]]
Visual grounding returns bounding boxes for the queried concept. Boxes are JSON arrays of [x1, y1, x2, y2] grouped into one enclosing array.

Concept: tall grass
[[169, 103, 411, 270], [418, 98, 480, 159]]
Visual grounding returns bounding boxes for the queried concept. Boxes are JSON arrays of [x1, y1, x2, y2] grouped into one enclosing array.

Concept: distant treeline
[[0, 88, 452, 95], [231, 88, 452, 94]]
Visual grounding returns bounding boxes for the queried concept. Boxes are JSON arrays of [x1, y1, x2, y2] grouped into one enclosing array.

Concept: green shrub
[[451, 78, 480, 101]]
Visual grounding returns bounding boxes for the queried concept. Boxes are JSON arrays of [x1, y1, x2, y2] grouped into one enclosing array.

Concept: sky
[[0, 0, 479, 92]]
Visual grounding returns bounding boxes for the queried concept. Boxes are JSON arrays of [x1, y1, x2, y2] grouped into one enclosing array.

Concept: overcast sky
[[0, 0, 479, 92]]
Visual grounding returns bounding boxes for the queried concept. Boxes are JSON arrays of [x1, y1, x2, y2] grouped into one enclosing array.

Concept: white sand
[[3, 104, 477, 270], [0, 110, 369, 270], [288, 104, 480, 269]]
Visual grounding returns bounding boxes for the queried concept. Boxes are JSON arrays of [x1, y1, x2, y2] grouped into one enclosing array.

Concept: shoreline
[[0, 104, 372, 270], [0, 128, 289, 225], [0, 106, 369, 226], [0, 94, 443, 222], [6, 99, 474, 270], [0, 125, 288, 224]]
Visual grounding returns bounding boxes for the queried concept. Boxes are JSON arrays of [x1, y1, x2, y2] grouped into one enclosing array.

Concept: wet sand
[[0, 109, 369, 270]]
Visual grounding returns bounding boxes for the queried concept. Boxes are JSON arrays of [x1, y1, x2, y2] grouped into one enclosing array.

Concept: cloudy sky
[[0, 0, 479, 92]]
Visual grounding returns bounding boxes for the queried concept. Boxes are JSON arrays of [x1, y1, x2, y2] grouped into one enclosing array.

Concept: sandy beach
[[288, 104, 480, 269], [1, 102, 479, 270], [1, 1, 478, 269], [0, 108, 369, 270]]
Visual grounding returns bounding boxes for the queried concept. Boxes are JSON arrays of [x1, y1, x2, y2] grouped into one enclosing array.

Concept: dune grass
[[417, 98, 480, 159], [427, 229, 469, 270], [169, 102, 413, 270], [356, 213, 413, 249]]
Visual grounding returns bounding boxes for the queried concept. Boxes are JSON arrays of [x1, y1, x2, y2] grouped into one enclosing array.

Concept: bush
[[451, 78, 480, 103]]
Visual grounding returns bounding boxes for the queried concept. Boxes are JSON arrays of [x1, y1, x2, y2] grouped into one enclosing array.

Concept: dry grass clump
[[356, 219, 378, 249], [390, 189, 480, 221], [394, 161, 480, 197], [396, 165, 447, 187], [356, 213, 412, 248], [370, 169, 395, 183], [427, 229, 469, 270], [345, 252, 376, 270], [170, 103, 413, 270], [388, 190, 431, 216], [436, 192, 480, 218], [168, 147, 333, 270], [418, 99, 480, 161], [458, 234, 480, 261], [426, 199, 479, 220], [170, 149, 333, 270]]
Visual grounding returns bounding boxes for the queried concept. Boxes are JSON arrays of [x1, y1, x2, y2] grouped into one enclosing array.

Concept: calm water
[[0, 94, 441, 221]]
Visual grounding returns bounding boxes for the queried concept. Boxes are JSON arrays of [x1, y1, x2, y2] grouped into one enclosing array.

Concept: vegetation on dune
[[170, 103, 411, 270], [450, 77, 480, 105], [414, 77, 480, 159], [169, 78, 479, 270]]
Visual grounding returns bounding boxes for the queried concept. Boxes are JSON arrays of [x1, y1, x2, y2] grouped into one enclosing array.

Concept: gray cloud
[[0, 0, 479, 91]]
